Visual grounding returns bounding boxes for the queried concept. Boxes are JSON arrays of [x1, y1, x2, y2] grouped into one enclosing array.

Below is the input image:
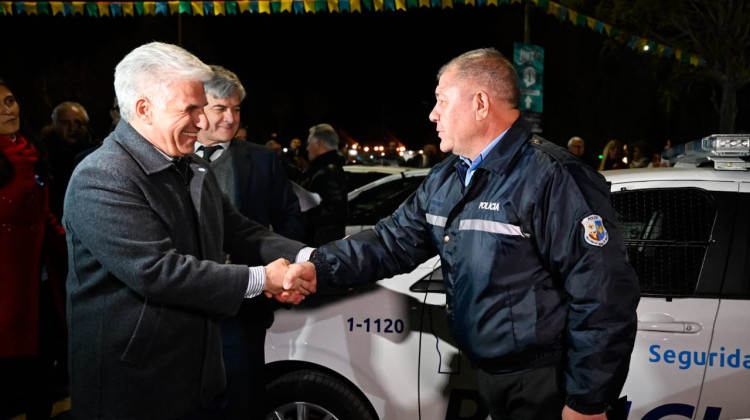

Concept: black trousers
[[221, 313, 268, 420], [172, 390, 228, 420], [0, 282, 64, 420], [173, 305, 269, 420], [477, 363, 565, 420], [0, 356, 55, 420], [477, 362, 629, 420]]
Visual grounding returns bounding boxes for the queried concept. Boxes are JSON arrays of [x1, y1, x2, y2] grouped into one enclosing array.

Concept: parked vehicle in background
[[346, 168, 429, 235], [343, 164, 412, 192], [262, 135, 750, 420]]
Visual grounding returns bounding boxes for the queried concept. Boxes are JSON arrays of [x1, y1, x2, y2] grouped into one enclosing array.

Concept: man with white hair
[[63, 41, 316, 420]]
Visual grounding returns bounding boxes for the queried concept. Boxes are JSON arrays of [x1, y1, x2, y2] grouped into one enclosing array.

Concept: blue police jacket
[[313, 116, 639, 413]]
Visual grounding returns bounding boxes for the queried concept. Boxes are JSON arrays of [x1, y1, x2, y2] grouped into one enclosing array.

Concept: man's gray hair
[[204, 65, 247, 101], [51, 101, 90, 124], [308, 123, 339, 150], [114, 41, 213, 122], [437, 47, 520, 108], [568, 136, 584, 147]]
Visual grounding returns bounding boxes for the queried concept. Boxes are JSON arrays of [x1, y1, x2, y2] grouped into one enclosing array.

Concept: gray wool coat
[[62, 121, 305, 420]]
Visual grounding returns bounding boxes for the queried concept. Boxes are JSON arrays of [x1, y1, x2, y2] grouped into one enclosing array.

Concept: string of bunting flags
[[1, 0, 703, 67]]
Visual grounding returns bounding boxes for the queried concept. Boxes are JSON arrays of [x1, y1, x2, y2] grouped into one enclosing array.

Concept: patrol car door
[[611, 180, 732, 420], [409, 256, 488, 420], [695, 184, 750, 420]]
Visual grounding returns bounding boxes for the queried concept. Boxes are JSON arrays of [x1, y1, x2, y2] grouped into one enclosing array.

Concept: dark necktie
[[198, 145, 223, 162]]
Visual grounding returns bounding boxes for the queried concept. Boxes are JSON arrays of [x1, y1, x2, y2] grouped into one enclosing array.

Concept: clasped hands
[[263, 258, 317, 304]]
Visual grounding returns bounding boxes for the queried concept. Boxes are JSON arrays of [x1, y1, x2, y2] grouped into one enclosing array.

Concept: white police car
[[262, 135, 750, 420], [615, 134, 750, 420]]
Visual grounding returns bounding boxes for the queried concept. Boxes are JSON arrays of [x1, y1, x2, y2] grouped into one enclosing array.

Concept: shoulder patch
[[581, 214, 609, 247]]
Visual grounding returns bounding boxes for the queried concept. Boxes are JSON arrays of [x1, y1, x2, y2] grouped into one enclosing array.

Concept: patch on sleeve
[[581, 214, 609, 247]]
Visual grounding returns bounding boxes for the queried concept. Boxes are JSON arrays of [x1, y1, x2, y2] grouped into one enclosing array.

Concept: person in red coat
[[0, 77, 68, 420]]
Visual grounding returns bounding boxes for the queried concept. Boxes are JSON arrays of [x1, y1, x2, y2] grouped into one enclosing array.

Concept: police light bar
[[703, 134, 750, 156], [662, 134, 750, 170]]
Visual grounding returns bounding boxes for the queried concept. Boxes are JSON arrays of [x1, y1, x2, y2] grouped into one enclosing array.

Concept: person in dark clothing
[[194, 65, 306, 420], [285, 137, 308, 175], [40, 101, 96, 220], [286, 48, 639, 420], [74, 97, 121, 167], [628, 140, 652, 168], [62, 41, 314, 420], [300, 123, 347, 246], [267, 139, 304, 184]]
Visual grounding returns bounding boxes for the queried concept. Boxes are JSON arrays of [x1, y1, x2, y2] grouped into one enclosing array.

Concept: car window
[[611, 187, 716, 297], [348, 176, 426, 225]]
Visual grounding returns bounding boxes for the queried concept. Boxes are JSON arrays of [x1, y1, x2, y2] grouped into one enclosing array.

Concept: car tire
[[263, 369, 377, 420]]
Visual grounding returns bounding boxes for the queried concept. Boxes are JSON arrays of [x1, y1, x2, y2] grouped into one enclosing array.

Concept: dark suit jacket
[[224, 139, 305, 242], [62, 121, 305, 420], [210, 139, 306, 330]]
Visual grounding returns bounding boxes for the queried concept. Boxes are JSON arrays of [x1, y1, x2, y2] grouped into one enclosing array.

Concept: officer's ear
[[474, 91, 490, 120]]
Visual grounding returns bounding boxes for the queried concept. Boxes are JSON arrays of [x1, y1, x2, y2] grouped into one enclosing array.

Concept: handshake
[[262, 259, 318, 304]]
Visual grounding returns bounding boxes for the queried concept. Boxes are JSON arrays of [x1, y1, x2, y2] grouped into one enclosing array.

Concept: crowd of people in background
[[567, 135, 672, 171]]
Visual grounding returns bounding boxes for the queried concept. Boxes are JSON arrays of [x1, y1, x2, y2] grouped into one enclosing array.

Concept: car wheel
[[263, 369, 377, 420]]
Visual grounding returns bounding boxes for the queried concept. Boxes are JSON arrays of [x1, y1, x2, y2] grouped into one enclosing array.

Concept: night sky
[[4, 3, 745, 159]]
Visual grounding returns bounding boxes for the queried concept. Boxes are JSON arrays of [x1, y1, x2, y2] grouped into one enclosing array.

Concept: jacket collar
[[306, 149, 343, 172], [477, 115, 533, 176], [111, 121, 180, 175]]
